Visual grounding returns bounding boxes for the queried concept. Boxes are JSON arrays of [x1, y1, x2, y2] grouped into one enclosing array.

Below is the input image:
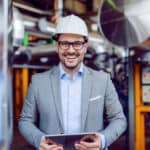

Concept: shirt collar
[[59, 63, 83, 79]]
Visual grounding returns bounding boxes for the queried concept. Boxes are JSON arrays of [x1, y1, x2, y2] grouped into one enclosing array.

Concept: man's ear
[[55, 42, 59, 53], [84, 43, 88, 53]]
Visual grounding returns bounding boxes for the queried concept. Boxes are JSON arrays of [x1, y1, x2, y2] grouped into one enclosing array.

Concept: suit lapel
[[49, 66, 64, 132], [81, 66, 92, 131]]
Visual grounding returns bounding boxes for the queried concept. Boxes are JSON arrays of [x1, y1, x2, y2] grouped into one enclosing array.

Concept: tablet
[[45, 132, 97, 146]]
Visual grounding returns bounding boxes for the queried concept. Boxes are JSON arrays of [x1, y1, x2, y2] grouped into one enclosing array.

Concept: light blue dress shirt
[[59, 63, 105, 149], [60, 63, 83, 134]]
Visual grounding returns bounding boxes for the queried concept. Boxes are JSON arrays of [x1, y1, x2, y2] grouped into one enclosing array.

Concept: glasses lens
[[73, 41, 85, 50], [59, 41, 70, 50], [58, 41, 85, 50]]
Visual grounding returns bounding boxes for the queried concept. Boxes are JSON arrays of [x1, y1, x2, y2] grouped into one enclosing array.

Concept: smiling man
[[57, 34, 87, 76], [19, 15, 127, 150]]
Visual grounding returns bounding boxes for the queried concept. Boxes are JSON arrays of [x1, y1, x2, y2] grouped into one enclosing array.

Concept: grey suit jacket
[[19, 65, 127, 149]]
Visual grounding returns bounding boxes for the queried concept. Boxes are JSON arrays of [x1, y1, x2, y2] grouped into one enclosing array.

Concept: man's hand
[[39, 136, 64, 150], [74, 134, 101, 150]]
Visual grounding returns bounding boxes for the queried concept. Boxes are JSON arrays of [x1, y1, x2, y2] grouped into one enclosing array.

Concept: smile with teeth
[[65, 56, 77, 63], [65, 55, 77, 59], [66, 56, 76, 59]]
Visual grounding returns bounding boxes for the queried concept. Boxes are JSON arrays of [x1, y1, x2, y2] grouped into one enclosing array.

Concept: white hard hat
[[56, 15, 88, 37]]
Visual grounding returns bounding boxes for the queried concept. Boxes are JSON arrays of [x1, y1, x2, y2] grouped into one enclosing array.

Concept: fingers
[[57, 146, 64, 150], [80, 135, 95, 143], [40, 144, 63, 150], [51, 145, 63, 150], [40, 136, 64, 150], [46, 139, 56, 145], [79, 141, 98, 148], [75, 142, 99, 150], [75, 142, 87, 150], [74, 134, 101, 150]]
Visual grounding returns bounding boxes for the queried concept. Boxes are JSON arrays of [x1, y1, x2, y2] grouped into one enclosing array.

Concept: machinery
[[98, 0, 150, 149]]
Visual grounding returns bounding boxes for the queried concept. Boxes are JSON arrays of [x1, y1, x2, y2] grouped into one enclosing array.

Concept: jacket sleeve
[[100, 74, 127, 148], [18, 76, 45, 149]]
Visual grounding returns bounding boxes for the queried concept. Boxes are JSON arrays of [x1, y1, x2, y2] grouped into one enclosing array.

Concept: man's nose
[[67, 44, 76, 53]]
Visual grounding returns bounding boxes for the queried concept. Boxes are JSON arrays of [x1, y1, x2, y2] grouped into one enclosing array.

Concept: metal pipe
[[13, 1, 53, 16], [0, 0, 13, 149], [128, 56, 134, 150]]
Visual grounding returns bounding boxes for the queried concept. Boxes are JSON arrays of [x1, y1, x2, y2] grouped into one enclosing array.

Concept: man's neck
[[61, 64, 82, 77]]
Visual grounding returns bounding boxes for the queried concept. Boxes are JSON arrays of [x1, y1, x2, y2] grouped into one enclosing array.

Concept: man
[[19, 15, 127, 150]]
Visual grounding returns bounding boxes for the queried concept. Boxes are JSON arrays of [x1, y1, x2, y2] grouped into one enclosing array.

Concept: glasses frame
[[58, 41, 87, 50]]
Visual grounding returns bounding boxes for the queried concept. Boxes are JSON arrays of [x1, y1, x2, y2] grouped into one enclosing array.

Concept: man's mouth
[[66, 57, 77, 62], [66, 56, 76, 59], [64, 55, 77, 63]]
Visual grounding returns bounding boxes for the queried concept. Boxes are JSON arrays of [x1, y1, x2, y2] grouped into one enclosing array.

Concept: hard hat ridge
[[56, 14, 88, 37]]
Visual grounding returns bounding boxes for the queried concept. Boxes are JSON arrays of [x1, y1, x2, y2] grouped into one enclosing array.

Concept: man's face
[[56, 34, 87, 71]]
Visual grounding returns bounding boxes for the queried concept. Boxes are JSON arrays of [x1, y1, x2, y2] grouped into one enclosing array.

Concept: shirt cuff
[[99, 133, 105, 149]]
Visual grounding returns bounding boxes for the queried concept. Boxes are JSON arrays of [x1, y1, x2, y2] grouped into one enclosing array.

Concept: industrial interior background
[[0, 0, 150, 150]]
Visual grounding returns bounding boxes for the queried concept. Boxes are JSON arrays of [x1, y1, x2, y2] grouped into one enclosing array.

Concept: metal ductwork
[[98, 0, 150, 48]]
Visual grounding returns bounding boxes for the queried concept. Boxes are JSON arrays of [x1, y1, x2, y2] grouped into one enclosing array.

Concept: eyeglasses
[[58, 41, 86, 50]]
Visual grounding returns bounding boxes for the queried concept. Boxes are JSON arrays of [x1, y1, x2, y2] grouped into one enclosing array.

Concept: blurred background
[[0, 0, 150, 149]]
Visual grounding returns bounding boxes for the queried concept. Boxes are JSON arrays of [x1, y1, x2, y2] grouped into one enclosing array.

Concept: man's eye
[[74, 42, 81, 45], [60, 42, 69, 46], [74, 42, 83, 45], [61, 42, 68, 45]]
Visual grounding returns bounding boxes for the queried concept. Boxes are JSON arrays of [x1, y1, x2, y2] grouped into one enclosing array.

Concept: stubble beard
[[61, 52, 83, 71]]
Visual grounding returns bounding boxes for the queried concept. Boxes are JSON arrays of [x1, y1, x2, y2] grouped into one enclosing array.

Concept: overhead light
[[91, 23, 98, 31]]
